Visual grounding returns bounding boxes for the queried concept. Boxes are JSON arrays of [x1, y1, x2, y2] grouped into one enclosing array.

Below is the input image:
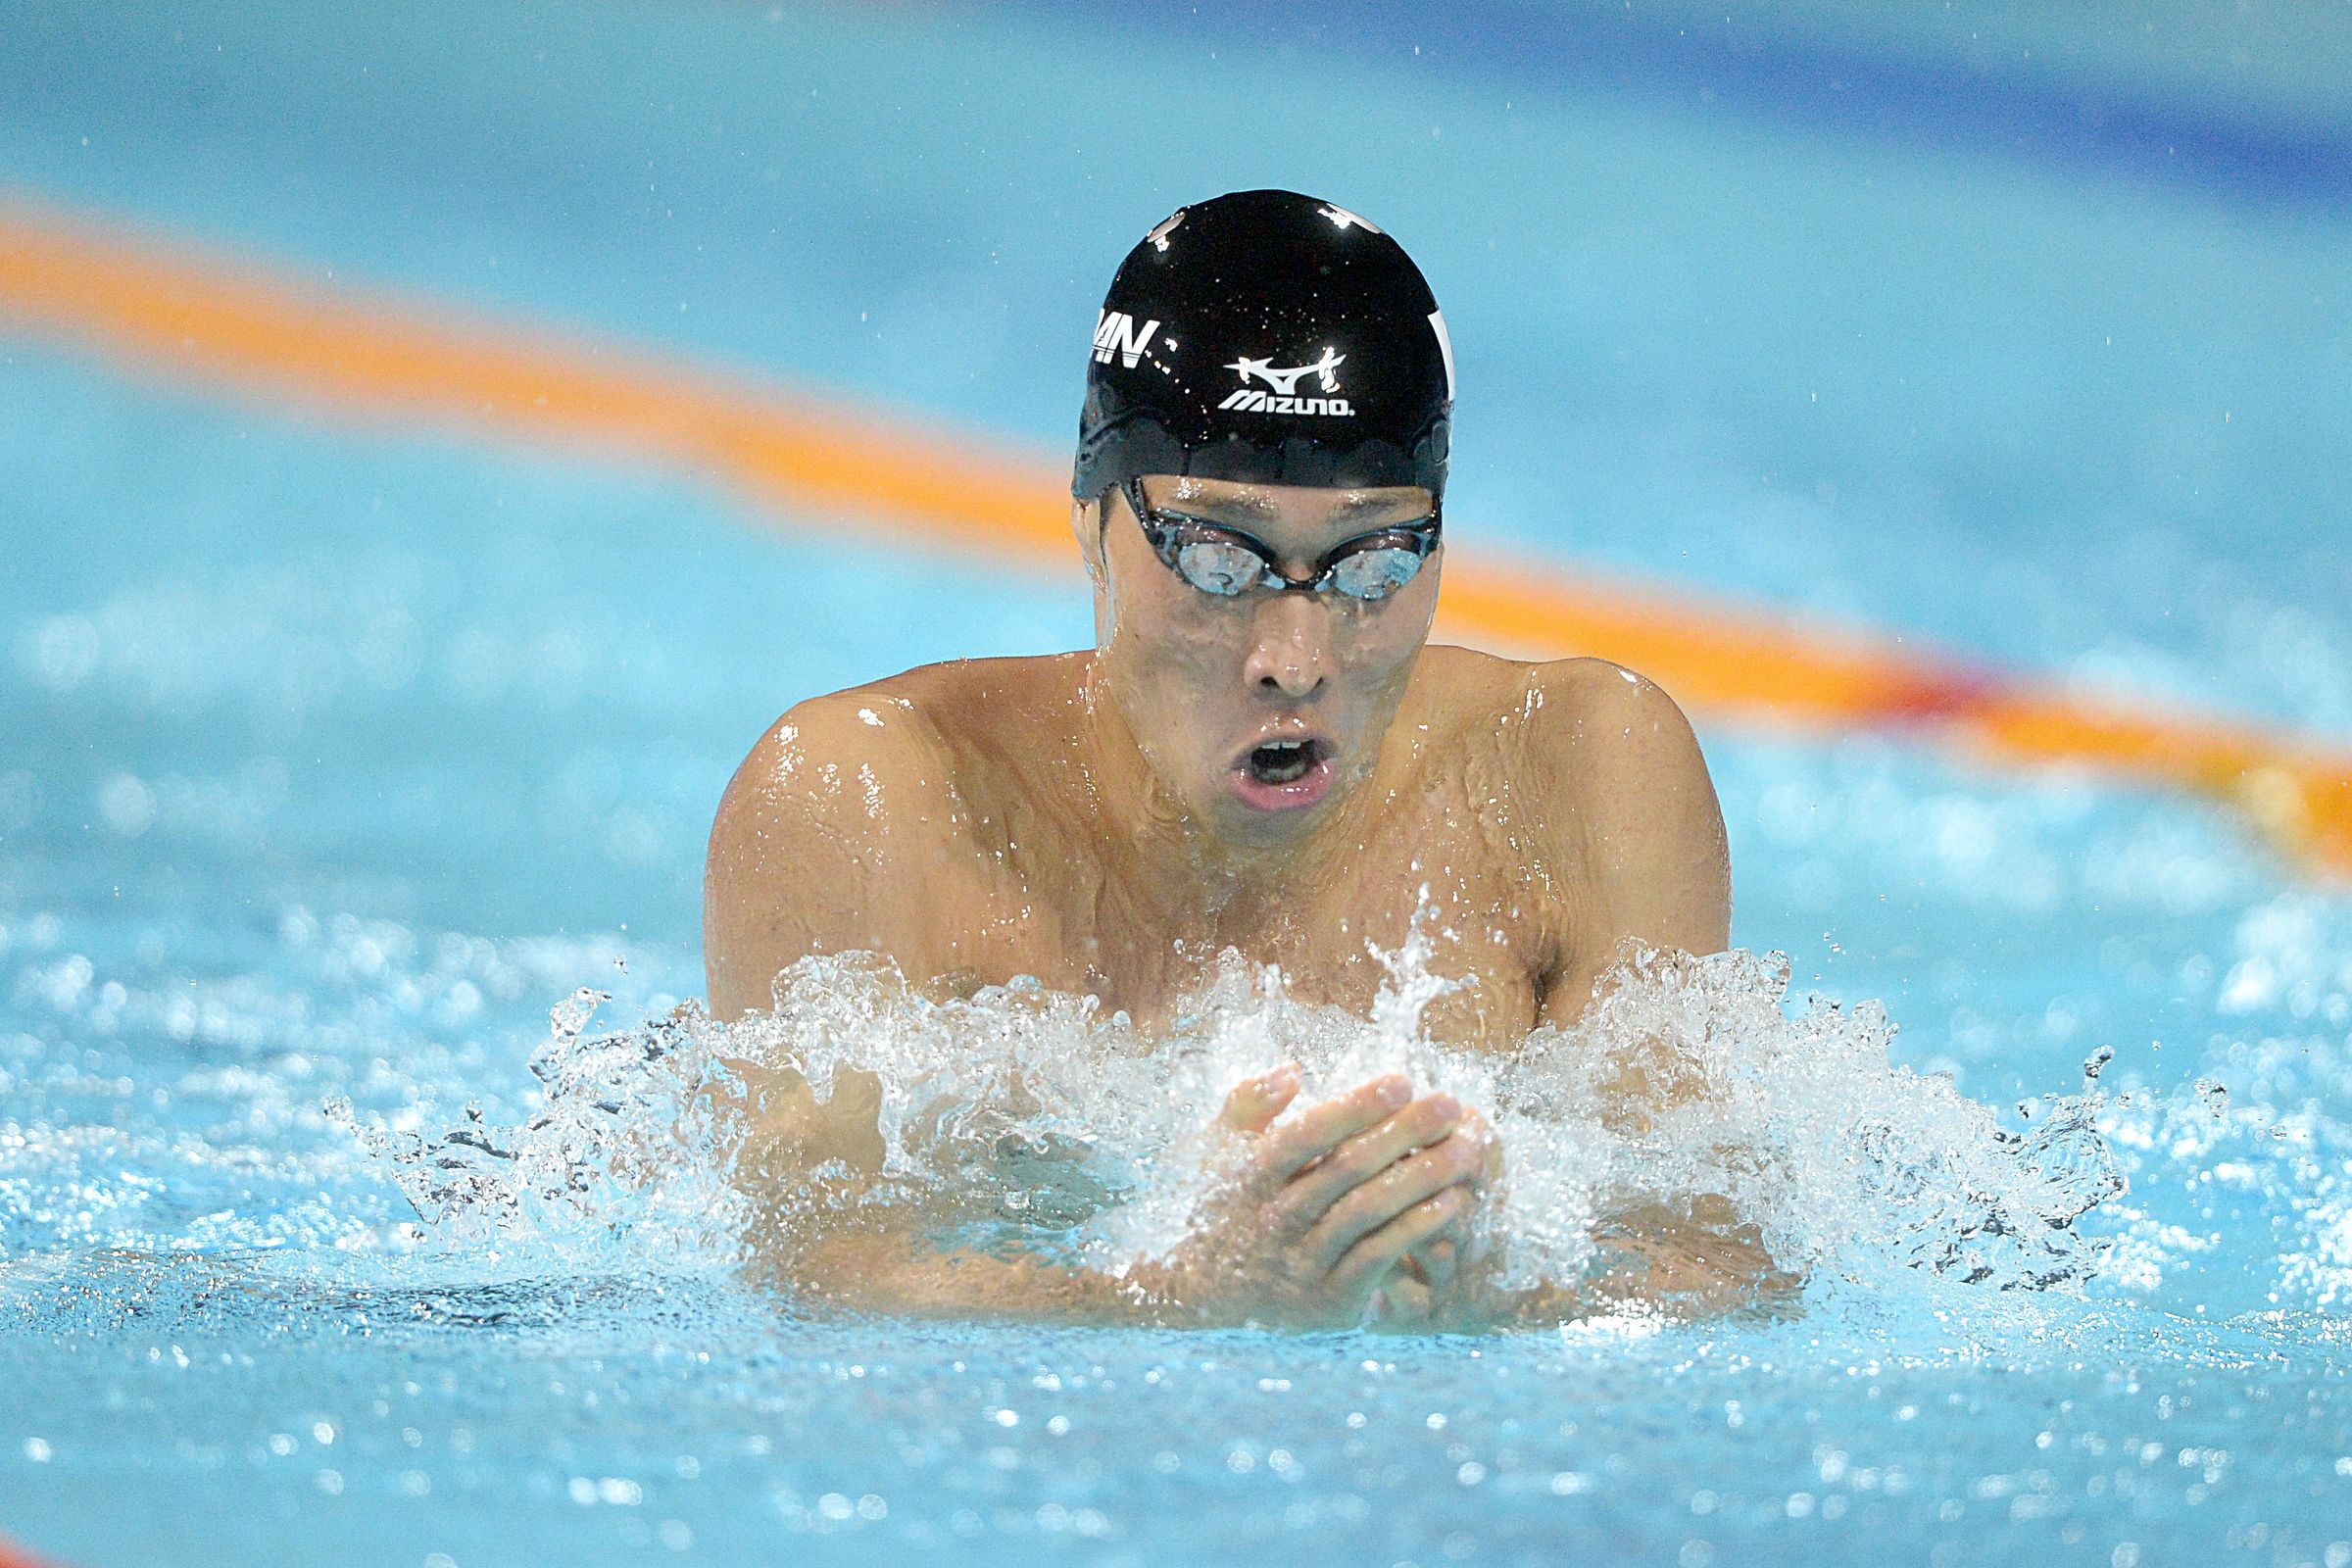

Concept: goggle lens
[[1326, 544, 1427, 602], [1121, 481, 1438, 604], [1173, 537, 1268, 597]]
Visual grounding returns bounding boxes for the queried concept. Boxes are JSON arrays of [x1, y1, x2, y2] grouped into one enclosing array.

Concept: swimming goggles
[[1116, 477, 1441, 603]]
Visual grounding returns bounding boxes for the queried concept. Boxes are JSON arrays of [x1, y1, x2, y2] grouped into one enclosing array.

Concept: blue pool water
[[4, 2, 2352, 1563]]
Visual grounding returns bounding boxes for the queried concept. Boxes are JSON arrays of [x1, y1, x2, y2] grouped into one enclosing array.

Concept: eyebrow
[[1169, 492, 1425, 524]]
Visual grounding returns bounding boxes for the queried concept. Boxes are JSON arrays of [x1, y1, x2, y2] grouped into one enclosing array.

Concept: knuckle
[[1266, 1133, 1315, 1175], [1308, 1114, 1361, 1155], [1403, 1145, 1453, 1183], [1371, 1161, 1424, 1205], [1263, 1189, 1310, 1234], [1319, 1188, 1372, 1237]]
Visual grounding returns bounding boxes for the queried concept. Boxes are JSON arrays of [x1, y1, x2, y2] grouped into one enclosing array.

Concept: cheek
[[1107, 583, 1238, 694], [1333, 614, 1421, 674], [1103, 587, 1249, 775], [1332, 591, 1437, 691]]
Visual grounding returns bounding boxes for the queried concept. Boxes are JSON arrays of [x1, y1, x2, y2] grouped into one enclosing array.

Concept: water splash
[[327, 989, 745, 1264], [337, 944, 2125, 1315]]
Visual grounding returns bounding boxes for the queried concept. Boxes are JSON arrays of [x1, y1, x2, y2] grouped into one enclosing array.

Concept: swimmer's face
[[1077, 474, 1442, 845]]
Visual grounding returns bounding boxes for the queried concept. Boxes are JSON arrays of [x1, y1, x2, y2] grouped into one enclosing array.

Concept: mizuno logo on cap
[[1093, 310, 1160, 368], [1219, 347, 1354, 416], [1217, 389, 1355, 416]]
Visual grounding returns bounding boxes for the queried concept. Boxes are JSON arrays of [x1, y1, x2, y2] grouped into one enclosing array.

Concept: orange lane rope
[[3, 191, 2346, 874], [0, 1535, 60, 1568]]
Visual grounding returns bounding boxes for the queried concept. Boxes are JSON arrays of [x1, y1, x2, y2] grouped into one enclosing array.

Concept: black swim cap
[[1073, 189, 1453, 502]]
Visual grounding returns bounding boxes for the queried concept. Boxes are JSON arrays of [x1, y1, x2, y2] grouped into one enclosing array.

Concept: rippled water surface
[[5, 341, 2351, 1565], [7, 1, 2352, 1563]]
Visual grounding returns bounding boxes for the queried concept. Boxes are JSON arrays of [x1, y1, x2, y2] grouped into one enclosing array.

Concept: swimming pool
[[4, 2, 2351, 1563]]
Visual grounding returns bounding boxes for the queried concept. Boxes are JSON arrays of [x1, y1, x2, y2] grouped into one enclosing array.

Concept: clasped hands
[[1139, 1063, 1504, 1331]]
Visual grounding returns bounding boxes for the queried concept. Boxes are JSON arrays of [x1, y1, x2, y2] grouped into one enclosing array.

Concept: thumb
[[1461, 1106, 1505, 1185], [1375, 1270, 1434, 1326], [1218, 1062, 1301, 1135]]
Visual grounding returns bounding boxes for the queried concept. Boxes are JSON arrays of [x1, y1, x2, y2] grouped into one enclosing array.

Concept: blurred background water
[[3, 2, 2351, 1564]]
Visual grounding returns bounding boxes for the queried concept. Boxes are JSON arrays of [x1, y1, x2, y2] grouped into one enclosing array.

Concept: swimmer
[[706, 190, 1753, 1328]]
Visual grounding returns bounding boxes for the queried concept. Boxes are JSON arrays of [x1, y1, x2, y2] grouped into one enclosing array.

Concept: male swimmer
[[705, 190, 1745, 1329]]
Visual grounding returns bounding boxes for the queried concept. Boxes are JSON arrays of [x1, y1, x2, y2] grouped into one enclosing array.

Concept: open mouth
[[1244, 738, 1323, 786], [1229, 735, 1337, 812]]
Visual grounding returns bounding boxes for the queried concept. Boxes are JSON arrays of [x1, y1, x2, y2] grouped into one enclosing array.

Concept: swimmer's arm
[[1506, 663, 1786, 1314], [1382, 1219, 1795, 1330], [703, 693, 957, 1020], [771, 1203, 1464, 1332], [1526, 660, 1732, 1026], [724, 1060, 1174, 1325], [1420, 1220, 1797, 1330], [758, 1225, 1185, 1326], [747, 1072, 1481, 1329]]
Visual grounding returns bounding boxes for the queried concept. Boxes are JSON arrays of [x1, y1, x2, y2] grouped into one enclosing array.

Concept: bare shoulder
[[704, 655, 1083, 1017], [703, 671, 961, 1019], [1412, 646, 1704, 786], [1487, 652, 1732, 968], [713, 653, 1075, 828], [1521, 657, 1711, 805], [713, 683, 948, 843]]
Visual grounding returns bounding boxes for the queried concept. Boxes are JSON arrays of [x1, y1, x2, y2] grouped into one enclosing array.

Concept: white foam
[[345, 938, 2124, 1315]]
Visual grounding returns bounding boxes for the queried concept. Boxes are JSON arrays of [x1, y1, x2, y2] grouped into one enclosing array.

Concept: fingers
[[1408, 1235, 1458, 1291], [1328, 1187, 1472, 1304], [1299, 1125, 1486, 1271], [1374, 1269, 1434, 1327], [1218, 1062, 1302, 1136], [1282, 1092, 1465, 1224], [1459, 1106, 1505, 1187], [1255, 1073, 1413, 1179]]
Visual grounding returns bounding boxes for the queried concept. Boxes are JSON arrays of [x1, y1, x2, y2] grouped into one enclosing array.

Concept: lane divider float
[[3, 191, 2345, 874]]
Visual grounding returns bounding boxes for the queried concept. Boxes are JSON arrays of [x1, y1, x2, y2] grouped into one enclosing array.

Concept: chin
[[1208, 767, 1348, 844]]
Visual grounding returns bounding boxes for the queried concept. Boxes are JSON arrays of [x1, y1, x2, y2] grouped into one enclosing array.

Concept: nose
[[1242, 593, 1331, 701]]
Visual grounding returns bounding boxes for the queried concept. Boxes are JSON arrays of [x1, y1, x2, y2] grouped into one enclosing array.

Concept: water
[[334, 939, 2122, 1307], [6, 0, 2352, 1562], [8, 871, 2349, 1562]]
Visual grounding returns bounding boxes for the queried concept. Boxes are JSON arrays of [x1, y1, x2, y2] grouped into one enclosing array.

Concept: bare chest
[[927, 780, 1566, 1051]]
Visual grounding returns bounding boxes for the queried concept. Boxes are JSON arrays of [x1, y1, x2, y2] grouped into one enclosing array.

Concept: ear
[[1072, 494, 1118, 648], [1071, 495, 1106, 587]]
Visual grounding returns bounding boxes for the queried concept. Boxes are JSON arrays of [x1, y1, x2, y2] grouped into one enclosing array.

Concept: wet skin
[[705, 476, 1735, 1328]]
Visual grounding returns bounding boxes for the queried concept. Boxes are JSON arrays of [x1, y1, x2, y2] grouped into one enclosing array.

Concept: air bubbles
[[97, 772, 156, 836], [2194, 1079, 2230, 1117], [0, 769, 39, 837], [22, 614, 99, 692]]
